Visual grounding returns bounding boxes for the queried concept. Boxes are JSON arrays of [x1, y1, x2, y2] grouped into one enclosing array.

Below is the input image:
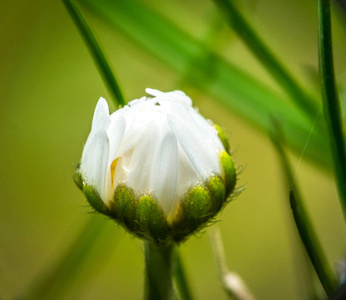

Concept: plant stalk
[[270, 120, 338, 296], [144, 242, 174, 300], [318, 0, 346, 219], [62, 0, 125, 107], [289, 189, 338, 296]]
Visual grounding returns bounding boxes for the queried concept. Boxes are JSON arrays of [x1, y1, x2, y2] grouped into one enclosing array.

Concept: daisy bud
[[75, 89, 237, 244]]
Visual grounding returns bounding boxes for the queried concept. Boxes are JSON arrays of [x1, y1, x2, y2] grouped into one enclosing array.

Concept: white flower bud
[[76, 89, 237, 243]]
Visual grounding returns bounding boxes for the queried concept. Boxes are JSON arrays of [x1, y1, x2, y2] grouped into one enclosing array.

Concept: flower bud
[[75, 89, 237, 244]]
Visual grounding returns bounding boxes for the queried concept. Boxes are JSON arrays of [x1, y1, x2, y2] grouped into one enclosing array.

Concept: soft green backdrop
[[0, 0, 345, 299]]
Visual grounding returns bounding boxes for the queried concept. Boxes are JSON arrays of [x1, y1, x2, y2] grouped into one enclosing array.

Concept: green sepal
[[83, 184, 109, 215], [183, 186, 211, 225], [111, 184, 138, 232], [207, 176, 226, 213], [137, 195, 170, 242], [73, 170, 83, 191], [173, 186, 211, 241], [215, 124, 230, 153], [220, 151, 236, 196]]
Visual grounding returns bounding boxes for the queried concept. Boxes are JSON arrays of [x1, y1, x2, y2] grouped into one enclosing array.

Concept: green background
[[0, 0, 345, 299]]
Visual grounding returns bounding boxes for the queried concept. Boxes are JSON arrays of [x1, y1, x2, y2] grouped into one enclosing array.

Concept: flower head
[[75, 89, 236, 244]]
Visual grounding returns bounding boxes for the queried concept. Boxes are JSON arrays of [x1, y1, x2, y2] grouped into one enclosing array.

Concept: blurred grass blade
[[270, 120, 338, 296], [210, 227, 255, 300], [173, 248, 194, 300], [80, 0, 331, 171], [62, 0, 125, 107], [318, 0, 346, 219], [24, 215, 114, 300], [212, 0, 319, 120]]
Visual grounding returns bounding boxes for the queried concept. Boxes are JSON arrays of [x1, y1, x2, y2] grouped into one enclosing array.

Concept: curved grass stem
[[318, 0, 346, 219], [270, 120, 338, 296], [62, 0, 125, 107], [289, 189, 338, 296]]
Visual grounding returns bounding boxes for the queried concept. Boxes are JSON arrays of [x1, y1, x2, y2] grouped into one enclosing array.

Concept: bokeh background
[[1, 0, 345, 299]]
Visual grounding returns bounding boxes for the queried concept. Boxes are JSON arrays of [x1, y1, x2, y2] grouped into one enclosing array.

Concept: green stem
[[318, 0, 346, 219], [289, 189, 338, 296], [270, 121, 338, 296], [173, 248, 194, 300], [212, 0, 318, 120], [144, 242, 174, 300], [62, 0, 125, 107]]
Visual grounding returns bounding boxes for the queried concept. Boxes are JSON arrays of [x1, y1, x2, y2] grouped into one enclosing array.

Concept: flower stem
[[318, 0, 346, 220], [144, 242, 174, 300], [62, 0, 126, 107]]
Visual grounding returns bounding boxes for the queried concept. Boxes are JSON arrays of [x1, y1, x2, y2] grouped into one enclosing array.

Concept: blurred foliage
[[0, 0, 345, 299], [81, 0, 330, 170]]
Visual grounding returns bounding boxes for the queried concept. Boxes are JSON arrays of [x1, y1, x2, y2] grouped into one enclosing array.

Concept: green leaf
[[79, 0, 331, 170]]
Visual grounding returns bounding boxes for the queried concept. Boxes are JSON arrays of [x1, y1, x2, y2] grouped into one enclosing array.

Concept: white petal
[[176, 144, 202, 193], [191, 110, 223, 150], [104, 115, 126, 202], [150, 131, 179, 218], [146, 88, 164, 97], [80, 89, 227, 217], [126, 98, 142, 108], [81, 129, 109, 201], [159, 100, 201, 137], [109, 107, 125, 122], [166, 90, 192, 106], [172, 90, 186, 95], [126, 123, 159, 192], [167, 113, 219, 180], [107, 115, 126, 164], [114, 120, 142, 156], [91, 97, 110, 131]]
